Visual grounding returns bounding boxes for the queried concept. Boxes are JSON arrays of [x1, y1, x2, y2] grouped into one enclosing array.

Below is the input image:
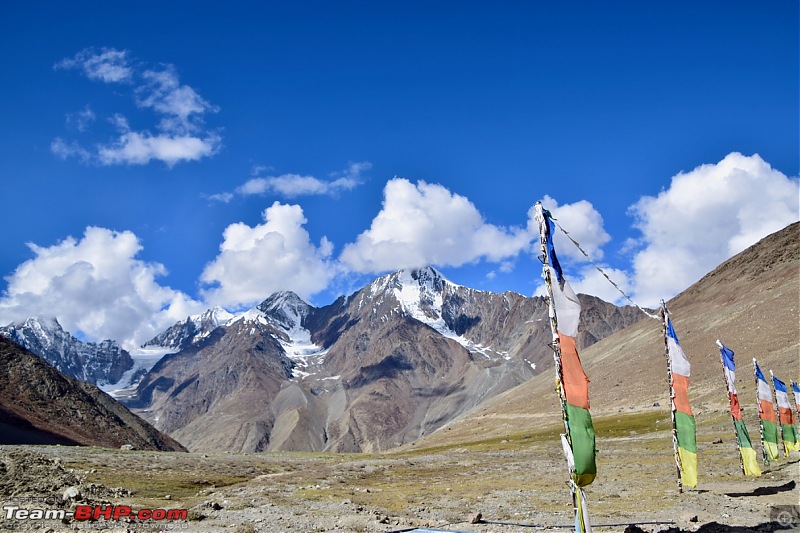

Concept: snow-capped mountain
[[0, 317, 134, 387], [127, 266, 645, 453], [359, 266, 525, 358], [143, 307, 234, 351]]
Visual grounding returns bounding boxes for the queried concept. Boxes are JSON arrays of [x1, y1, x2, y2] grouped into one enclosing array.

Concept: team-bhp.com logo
[[4, 504, 188, 521], [771, 505, 800, 528]]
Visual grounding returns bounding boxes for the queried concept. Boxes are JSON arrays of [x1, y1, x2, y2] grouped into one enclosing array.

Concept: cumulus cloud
[[339, 178, 531, 273], [0, 227, 204, 350], [52, 48, 220, 167], [628, 152, 799, 306], [200, 202, 336, 307]]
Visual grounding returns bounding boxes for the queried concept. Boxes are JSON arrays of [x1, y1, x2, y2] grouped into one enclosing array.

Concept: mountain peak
[[197, 306, 234, 328], [398, 265, 455, 289], [257, 291, 313, 333], [391, 266, 456, 311], [259, 290, 308, 312], [13, 316, 63, 333]]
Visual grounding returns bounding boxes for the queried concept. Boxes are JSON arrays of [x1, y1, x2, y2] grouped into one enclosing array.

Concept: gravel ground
[[1, 419, 798, 533]]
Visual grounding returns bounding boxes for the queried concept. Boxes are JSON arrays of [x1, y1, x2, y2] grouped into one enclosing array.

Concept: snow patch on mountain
[[232, 291, 329, 379], [391, 267, 501, 358], [100, 345, 176, 397]]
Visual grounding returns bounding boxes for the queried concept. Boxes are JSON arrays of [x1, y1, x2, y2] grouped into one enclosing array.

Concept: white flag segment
[[666, 321, 691, 378], [548, 265, 581, 338], [719, 343, 737, 394], [578, 489, 593, 533], [723, 366, 737, 395], [775, 386, 792, 410], [561, 434, 575, 471], [757, 373, 773, 401]]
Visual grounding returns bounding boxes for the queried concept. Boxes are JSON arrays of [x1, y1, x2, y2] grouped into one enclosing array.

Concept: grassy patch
[[593, 410, 670, 438]]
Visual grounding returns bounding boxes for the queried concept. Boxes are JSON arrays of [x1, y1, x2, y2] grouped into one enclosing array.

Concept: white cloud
[[51, 138, 92, 163], [200, 202, 336, 307], [0, 227, 203, 350], [52, 48, 220, 167], [628, 152, 800, 306], [570, 266, 632, 305], [55, 47, 133, 83], [137, 67, 219, 134], [537, 195, 611, 262], [206, 192, 234, 203], [97, 128, 221, 167], [233, 162, 371, 199], [339, 178, 531, 273]]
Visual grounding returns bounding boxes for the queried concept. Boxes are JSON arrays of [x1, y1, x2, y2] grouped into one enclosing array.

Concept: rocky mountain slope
[[411, 221, 800, 449], [0, 316, 133, 387], [0, 336, 185, 451], [129, 267, 644, 453]]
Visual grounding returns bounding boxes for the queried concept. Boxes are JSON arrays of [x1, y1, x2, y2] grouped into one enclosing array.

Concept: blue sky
[[1, 1, 798, 348]]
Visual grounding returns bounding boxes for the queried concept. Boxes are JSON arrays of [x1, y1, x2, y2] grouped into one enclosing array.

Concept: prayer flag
[[773, 375, 800, 453], [541, 208, 596, 487], [665, 315, 697, 488], [754, 361, 779, 461], [718, 342, 760, 476]]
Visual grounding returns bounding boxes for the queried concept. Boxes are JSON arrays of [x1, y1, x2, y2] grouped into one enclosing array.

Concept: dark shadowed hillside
[[0, 336, 185, 451]]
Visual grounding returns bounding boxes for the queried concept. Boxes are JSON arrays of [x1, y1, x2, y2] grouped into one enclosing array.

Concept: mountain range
[[126, 266, 644, 453]]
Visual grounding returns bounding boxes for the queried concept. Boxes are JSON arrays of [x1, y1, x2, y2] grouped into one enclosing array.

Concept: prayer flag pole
[[660, 302, 697, 491], [754, 358, 770, 466], [770, 370, 785, 458], [717, 340, 747, 476], [661, 302, 684, 493], [534, 202, 592, 533], [717, 341, 760, 476]]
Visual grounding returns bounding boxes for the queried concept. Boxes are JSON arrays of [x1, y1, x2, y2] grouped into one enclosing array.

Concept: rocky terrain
[[0, 408, 797, 532], [0, 337, 185, 451]]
